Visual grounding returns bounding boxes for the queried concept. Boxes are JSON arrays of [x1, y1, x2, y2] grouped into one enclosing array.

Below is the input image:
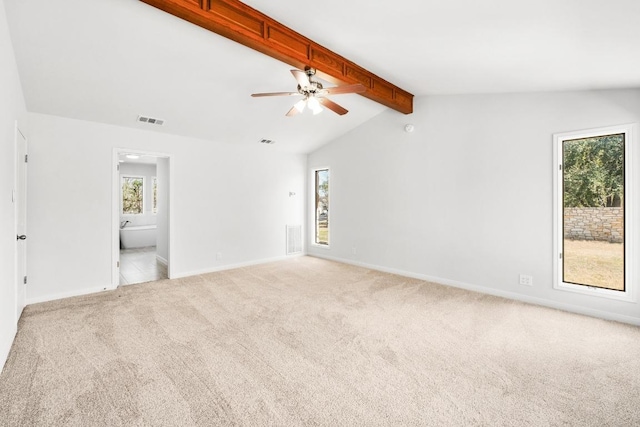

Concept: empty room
[[2, 0, 640, 425]]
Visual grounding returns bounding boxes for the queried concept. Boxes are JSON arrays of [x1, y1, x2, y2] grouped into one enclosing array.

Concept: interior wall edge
[[170, 253, 306, 280], [1, 0, 28, 373]]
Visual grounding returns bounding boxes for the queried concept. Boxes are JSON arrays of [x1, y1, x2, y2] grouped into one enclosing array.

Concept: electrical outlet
[[352, 247, 357, 255], [519, 274, 533, 286], [216, 252, 222, 261]]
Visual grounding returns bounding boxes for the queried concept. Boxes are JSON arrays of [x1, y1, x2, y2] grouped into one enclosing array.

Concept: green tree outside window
[[122, 177, 144, 214]]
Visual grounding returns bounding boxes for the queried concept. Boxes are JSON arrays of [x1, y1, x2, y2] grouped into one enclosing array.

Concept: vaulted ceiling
[[5, 0, 640, 153]]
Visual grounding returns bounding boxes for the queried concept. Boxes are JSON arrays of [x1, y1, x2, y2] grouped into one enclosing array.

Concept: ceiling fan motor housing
[[297, 81, 323, 96]]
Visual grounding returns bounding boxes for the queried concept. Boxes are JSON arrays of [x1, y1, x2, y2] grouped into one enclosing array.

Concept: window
[[315, 168, 329, 245], [553, 125, 633, 300], [121, 176, 144, 215], [152, 177, 158, 214]]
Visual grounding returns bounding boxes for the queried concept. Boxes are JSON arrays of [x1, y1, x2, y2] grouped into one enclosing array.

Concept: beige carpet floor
[[2, 256, 640, 426]]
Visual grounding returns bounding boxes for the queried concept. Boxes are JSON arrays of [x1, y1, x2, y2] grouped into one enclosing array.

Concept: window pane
[[152, 177, 157, 214], [562, 134, 624, 291], [122, 177, 144, 215], [315, 169, 329, 245]]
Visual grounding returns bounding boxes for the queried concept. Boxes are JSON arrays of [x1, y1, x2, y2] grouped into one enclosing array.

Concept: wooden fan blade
[[286, 99, 307, 117], [251, 92, 300, 97], [291, 69, 310, 88], [285, 105, 302, 117], [318, 97, 348, 115], [322, 83, 366, 95]]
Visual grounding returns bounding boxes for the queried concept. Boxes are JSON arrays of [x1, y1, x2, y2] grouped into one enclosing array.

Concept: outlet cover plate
[[519, 274, 533, 286]]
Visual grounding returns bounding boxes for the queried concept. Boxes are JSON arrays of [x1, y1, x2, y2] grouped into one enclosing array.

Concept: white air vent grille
[[137, 115, 164, 126], [286, 225, 302, 255], [260, 138, 276, 144]]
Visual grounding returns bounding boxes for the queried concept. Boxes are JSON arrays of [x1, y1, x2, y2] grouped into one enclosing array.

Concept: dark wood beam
[[140, 0, 414, 114]]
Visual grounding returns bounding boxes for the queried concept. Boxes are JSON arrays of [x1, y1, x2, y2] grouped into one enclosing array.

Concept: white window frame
[[312, 167, 330, 248], [553, 124, 634, 302], [121, 175, 145, 216]]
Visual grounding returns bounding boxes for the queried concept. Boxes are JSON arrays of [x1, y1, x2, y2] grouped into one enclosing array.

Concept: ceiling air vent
[[259, 138, 276, 145], [137, 115, 164, 126]]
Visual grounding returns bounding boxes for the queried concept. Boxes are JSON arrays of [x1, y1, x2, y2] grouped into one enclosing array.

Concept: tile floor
[[119, 246, 168, 286]]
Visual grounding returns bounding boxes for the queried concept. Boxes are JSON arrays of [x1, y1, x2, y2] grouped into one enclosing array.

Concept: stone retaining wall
[[564, 207, 623, 243]]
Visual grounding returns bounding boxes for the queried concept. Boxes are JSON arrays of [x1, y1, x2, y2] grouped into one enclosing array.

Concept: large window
[[553, 125, 633, 300], [315, 169, 329, 245], [122, 176, 144, 215]]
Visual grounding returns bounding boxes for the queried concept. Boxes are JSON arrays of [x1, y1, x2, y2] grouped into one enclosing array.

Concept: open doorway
[[113, 149, 171, 287]]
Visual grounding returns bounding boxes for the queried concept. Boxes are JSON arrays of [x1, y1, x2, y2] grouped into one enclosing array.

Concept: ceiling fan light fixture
[[307, 96, 323, 115], [294, 99, 306, 113]]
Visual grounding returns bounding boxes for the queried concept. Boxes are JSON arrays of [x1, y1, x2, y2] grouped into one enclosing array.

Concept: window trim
[[552, 124, 634, 302], [312, 167, 330, 248], [121, 175, 146, 216]]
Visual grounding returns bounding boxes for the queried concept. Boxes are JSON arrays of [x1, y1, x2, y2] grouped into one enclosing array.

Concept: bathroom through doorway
[[113, 149, 171, 286]]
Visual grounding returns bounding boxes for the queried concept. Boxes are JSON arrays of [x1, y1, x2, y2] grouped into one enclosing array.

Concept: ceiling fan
[[251, 68, 366, 117]]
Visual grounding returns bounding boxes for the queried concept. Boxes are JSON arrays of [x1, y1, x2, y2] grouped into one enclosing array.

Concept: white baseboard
[[310, 254, 640, 326], [28, 252, 635, 326], [156, 255, 168, 266], [26, 285, 113, 306], [0, 324, 18, 372], [172, 253, 305, 279], [24, 254, 308, 305]]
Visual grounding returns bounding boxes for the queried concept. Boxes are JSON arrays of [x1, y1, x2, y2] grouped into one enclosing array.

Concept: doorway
[[112, 149, 171, 287]]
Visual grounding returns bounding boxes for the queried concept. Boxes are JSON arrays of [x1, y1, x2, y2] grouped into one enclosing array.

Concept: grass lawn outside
[[563, 239, 624, 291], [316, 222, 328, 245]]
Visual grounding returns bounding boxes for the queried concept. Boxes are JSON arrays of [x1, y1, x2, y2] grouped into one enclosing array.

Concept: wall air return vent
[[286, 225, 302, 255], [259, 138, 276, 145], [137, 115, 164, 126]]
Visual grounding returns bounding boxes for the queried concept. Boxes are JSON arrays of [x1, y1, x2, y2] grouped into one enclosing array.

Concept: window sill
[[554, 282, 635, 303], [311, 243, 331, 250]]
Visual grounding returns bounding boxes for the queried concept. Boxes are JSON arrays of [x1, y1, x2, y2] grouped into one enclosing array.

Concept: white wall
[[119, 162, 157, 227], [308, 89, 640, 324], [0, 0, 27, 369], [156, 157, 169, 263], [27, 113, 306, 303]]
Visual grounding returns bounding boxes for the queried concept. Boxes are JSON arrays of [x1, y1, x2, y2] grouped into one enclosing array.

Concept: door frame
[[14, 122, 27, 322], [112, 148, 173, 288]]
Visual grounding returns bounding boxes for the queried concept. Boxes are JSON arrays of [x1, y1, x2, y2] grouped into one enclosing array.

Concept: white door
[[15, 125, 27, 321]]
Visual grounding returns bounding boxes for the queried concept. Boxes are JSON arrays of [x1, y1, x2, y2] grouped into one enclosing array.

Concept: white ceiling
[[5, 0, 640, 153]]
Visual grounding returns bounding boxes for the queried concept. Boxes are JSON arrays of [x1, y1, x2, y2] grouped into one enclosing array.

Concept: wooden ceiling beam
[[140, 0, 414, 114]]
